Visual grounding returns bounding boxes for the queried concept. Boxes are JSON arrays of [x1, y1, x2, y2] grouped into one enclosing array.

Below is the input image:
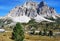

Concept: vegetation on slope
[[12, 22, 24, 41]]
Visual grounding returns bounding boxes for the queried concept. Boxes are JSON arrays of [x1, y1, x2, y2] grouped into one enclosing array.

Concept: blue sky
[[0, 0, 60, 16]]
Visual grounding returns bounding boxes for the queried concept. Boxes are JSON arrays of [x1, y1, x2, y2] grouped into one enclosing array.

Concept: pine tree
[[43, 29, 47, 36], [12, 22, 24, 41], [48, 30, 53, 37], [39, 31, 42, 35]]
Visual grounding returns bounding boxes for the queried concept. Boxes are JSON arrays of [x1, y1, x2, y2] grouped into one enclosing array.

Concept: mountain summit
[[6, 1, 60, 23]]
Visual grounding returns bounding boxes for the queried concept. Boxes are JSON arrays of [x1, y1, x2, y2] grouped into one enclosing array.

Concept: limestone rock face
[[6, 1, 60, 23]]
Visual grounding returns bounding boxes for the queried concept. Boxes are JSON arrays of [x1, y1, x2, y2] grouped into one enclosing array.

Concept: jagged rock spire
[[38, 1, 46, 8]]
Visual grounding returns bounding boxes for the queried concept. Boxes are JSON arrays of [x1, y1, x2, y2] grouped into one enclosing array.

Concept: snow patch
[[34, 15, 55, 22], [11, 15, 31, 23]]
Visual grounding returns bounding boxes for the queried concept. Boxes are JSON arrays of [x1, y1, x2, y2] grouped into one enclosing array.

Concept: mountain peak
[[6, 1, 60, 23], [38, 1, 47, 8]]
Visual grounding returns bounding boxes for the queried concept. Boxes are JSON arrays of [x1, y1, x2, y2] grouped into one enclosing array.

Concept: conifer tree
[[12, 22, 24, 41]]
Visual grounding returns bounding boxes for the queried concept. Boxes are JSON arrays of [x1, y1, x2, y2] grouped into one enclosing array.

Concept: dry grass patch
[[0, 32, 14, 41], [0, 32, 60, 41], [25, 34, 60, 41]]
